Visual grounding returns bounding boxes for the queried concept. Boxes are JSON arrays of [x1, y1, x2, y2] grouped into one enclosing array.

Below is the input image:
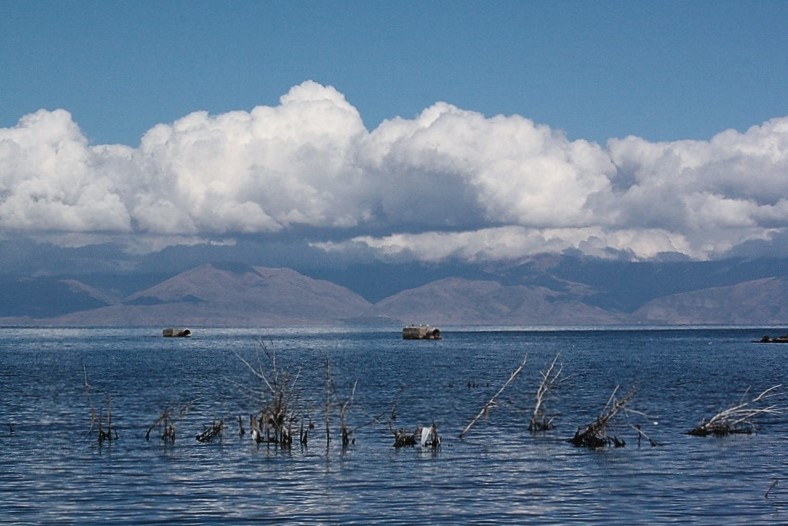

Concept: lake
[[0, 327, 786, 524]]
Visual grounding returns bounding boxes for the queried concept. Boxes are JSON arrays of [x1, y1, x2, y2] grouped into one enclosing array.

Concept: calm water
[[0, 327, 786, 524]]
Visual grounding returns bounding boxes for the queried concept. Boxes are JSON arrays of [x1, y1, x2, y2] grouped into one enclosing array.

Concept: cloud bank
[[1, 81, 787, 262]]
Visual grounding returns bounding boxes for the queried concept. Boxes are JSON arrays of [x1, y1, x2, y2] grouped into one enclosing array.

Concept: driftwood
[[196, 419, 224, 442], [688, 385, 783, 437], [459, 355, 528, 439], [529, 354, 563, 432], [570, 386, 636, 448]]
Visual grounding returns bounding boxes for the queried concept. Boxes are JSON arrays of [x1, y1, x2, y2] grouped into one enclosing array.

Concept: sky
[[1, 1, 787, 275]]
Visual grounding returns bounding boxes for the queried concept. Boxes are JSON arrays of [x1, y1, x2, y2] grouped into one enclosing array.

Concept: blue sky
[[3, 1, 785, 146], [1, 1, 787, 273]]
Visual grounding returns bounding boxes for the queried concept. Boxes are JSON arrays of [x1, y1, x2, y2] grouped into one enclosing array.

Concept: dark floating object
[[570, 386, 636, 449], [402, 325, 441, 340], [162, 328, 191, 337], [756, 334, 788, 343]]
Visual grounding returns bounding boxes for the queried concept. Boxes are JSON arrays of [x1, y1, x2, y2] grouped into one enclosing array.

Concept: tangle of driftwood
[[688, 385, 782, 437], [570, 386, 636, 448]]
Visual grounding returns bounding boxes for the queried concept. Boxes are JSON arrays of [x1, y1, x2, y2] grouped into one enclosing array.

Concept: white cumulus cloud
[[0, 81, 786, 262]]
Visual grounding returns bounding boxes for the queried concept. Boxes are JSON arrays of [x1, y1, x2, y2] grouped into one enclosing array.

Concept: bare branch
[[460, 354, 528, 439], [529, 353, 563, 432], [689, 385, 783, 437], [570, 385, 636, 448]]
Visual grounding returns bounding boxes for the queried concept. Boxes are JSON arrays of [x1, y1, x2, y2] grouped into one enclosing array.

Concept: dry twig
[[459, 355, 528, 439], [529, 354, 563, 432]]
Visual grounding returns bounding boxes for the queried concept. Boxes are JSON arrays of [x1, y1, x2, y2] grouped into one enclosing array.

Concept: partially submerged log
[[688, 385, 782, 437]]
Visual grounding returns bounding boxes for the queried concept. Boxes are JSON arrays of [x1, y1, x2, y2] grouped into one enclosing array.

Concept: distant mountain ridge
[[632, 277, 788, 325], [1, 259, 787, 327], [37, 264, 372, 327], [368, 277, 628, 326]]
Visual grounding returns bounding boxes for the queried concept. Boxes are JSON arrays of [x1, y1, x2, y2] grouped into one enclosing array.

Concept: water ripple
[[1, 328, 786, 524]]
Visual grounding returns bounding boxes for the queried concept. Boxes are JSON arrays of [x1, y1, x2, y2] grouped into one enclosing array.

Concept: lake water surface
[[1, 327, 786, 524]]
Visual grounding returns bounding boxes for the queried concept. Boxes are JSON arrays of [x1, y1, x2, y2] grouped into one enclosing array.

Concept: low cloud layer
[[1, 81, 786, 262]]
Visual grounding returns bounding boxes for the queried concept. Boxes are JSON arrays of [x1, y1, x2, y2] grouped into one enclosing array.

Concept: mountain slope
[[632, 277, 788, 325], [0, 277, 113, 317], [45, 264, 372, 327], [2, 260, 787, 327], [369, 277, 628, 326]]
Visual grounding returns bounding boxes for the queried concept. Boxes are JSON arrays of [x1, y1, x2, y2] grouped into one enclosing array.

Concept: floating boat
[[755, 334, 788, 343], [402, 325, 441, 340], [162, 328, 191, 337]]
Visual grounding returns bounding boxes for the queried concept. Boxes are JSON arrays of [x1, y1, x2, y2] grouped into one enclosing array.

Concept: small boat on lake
[[162, 328, 191, 337], [402, 325, 441, 340], [756, 334, 788, 343]]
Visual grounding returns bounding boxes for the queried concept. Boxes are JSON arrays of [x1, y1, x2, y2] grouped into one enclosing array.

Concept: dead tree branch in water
[[233, 339, 302, 448], [83, 364, 96, 434], [688, 385, 783, 437], [83, 365, 118, 443], [459, 354, 528, 439], [529, 354, 564, 432], [335, 379, 358, 448], [323, 358, 332, 448], [146, 403, 193, 443], [96, 397, 118, 443], [570, 386, 636, 448], [322, 358, 362, 448], [633, 423, 659, 447], [196, 418, 224, 443]]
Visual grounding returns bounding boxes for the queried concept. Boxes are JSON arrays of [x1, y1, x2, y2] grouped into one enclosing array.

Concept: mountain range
[[1, 256, 787, 327]]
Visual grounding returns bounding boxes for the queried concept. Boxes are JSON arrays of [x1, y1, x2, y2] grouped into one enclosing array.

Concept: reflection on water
[[0, 327, 786, 523]]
